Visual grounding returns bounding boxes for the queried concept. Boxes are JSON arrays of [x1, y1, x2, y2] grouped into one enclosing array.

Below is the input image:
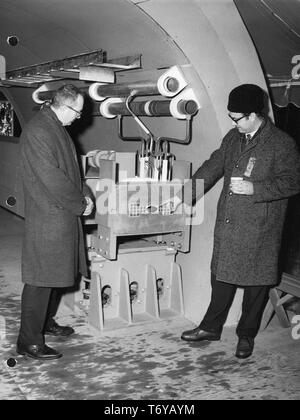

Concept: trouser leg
[[17, 284, 52, 346], [200, 273, 237, 334], [44, 289, 63, 329], [236, 285, 271, 338]]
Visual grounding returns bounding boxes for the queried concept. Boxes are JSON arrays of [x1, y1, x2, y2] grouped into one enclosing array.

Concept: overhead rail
[[0, 51, 141, 87]]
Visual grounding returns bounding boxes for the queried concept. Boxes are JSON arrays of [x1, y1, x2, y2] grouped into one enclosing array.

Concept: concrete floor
[[0, 206, 299, 400]]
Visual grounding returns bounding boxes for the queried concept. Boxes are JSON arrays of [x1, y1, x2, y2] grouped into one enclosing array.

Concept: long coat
[[192, 119, 300, 286], [21, 107, 88, 288]]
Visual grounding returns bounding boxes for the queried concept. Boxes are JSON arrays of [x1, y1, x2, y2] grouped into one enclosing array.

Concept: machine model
[[4, 55, 200, 332], [60, 65, 198, 331]]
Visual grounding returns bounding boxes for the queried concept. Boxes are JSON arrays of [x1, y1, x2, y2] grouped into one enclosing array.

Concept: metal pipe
[[125, 90, 154, 153], [118, 115, 193, 145], [117, 115, 145, 143], [89, 78, 179, 100], [34, 78, 180, 103], [125, 91, 153, 138], [101, 99, 198, 117], [157, 115, 193, 144], [104, 100, 171, 116], [177, 99, 198, 116]]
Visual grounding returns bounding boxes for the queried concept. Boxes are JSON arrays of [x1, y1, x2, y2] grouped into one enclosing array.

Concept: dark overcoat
[[21, 107, 88, 288], [192, 119, 300, 286]]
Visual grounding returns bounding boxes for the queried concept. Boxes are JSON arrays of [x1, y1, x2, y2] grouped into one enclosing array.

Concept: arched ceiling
[[2, 0, 298, 108], [0, 0, 187, 72]]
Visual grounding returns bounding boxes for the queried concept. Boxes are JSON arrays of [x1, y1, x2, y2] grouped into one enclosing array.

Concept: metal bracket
[[118, 113, 193, 145], [5, 52, 141, 87]]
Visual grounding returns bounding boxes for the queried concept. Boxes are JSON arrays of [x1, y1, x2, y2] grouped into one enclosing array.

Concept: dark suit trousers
[[200, 274, 270, 338], [17, 284, 62, 345]]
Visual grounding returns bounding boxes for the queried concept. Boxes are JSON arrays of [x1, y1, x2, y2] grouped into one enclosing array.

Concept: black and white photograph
[[0, 0, 299, 403]]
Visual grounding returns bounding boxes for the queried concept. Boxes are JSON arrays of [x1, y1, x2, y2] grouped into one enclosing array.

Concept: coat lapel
[[237, 119, 273, 159], [43, 107, 82, 188]]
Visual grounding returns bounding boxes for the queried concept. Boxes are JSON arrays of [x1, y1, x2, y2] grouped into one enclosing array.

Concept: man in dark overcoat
[[179, 84, 300, 358], [17, 84, 93, 360]]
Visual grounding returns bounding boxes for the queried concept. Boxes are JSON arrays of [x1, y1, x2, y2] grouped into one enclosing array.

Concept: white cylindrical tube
[[157, 65, 188, 97], [139, 157, 151, 179], [32, 85, 49, 104], [89, 83, 107, 101], [170, 87, 200, 119], [99, 98, 124, 118], [152, 157, 160, 181], [161, 160, 169, 182]]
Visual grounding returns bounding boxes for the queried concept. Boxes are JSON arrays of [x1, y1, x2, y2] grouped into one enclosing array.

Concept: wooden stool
[[261, 273, 300, 329]]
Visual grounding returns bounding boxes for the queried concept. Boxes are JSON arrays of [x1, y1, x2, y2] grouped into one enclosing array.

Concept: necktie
[[240, 134, 252, 153]]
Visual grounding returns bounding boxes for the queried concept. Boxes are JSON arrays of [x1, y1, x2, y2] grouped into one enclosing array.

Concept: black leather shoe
[[235, 336, 254, 359], [181, 326, 221, 342], [44, 322, 74, 336], [16, 343, 63, 360]]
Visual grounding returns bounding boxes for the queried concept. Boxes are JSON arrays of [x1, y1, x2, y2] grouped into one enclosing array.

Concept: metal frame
[[1, 52, 141, 87]]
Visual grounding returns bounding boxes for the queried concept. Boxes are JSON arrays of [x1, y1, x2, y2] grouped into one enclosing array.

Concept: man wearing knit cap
[[177, 83, 300, 358]]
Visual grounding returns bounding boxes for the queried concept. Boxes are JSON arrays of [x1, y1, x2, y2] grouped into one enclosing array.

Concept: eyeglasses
[[228, 114, 249, 124], [65, 104, 82, 119]]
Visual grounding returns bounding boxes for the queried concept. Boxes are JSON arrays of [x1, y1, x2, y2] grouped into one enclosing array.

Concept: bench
[[261, 273, 300, 329]]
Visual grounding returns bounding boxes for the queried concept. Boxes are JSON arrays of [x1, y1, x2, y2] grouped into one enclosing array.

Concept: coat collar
[[40, 105, 62, 126], [239, 118, 274, 155]]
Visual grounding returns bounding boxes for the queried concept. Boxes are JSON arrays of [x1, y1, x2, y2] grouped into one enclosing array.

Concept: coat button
[[225, 219, 230, 223], [235, 164, 239, 168], [229, 191, 233, 196]]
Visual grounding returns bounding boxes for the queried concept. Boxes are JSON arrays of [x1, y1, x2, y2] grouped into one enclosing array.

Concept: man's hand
[[230, 180, 254, 195], [83, 196, 94, 216]]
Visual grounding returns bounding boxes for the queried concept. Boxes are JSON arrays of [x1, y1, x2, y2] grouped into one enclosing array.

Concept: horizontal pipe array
[[101, 99, 198, 117]]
